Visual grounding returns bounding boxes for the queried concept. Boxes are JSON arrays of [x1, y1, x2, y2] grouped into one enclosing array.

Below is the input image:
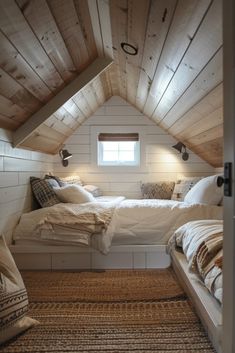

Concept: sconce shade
[[59, 149, 72, 167], [61, 149, 72, 160], [182, 151, 189, 161], [172, 142, 185, 153], [172, 142, 189, 161]]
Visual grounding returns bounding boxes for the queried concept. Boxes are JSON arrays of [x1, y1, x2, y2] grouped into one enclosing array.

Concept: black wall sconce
[[172, 142, 189, 161], [59, 149, 72, 167]]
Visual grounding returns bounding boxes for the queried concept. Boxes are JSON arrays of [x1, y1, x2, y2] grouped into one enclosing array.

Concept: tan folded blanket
[[36, 202, 116, 244], [192, 231, 223, 279], [215, 254, 223, 269]]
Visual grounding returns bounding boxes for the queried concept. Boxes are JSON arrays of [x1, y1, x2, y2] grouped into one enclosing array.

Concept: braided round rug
[[1, 268, 215, 352]]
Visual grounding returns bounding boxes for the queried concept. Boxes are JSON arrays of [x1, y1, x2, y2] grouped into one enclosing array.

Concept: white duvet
[[103, 199, 222, 250], [13, 198, 222, 254]]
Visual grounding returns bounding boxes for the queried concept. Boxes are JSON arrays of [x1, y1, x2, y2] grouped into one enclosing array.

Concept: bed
[[10, 174, 223, 270], [168, 219, 223, 353], [11, 196, 222, 270]]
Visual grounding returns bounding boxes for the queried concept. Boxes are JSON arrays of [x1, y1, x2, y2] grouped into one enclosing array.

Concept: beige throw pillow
[[171, 177, 202, 201], [141, 182, 175, 199], [0, 236, 38, 344]]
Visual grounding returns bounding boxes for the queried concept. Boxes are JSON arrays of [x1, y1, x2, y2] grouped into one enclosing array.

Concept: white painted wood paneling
[[0, 185, 29, 203], [146, 252, 171, 268], [3, 157, 53, 172], [92, 252, 133, 269], [0, 129, 54, 244], [52, 253, 91, 269], [133, 252, 146, 268], [13, 253, 51, 270], [54, 96, 215, 197], [65, 134, 90, 145], [0, 128, 12, 142], [10, 244, 171, 270], [0, 172, 19, 187], [0, 157, 4, 171]]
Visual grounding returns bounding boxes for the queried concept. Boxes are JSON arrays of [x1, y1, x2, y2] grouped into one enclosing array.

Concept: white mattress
[[105, 199, 222, 245], [13, 198, 222, 253], [14, 228, 160, 246]]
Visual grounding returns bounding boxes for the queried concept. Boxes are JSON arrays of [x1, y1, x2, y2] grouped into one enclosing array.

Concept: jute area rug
[[1, 269, 215, 352]]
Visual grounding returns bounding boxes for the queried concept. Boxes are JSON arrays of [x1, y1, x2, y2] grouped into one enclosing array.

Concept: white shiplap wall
[[53, 96, 215, 198], [0, 128, 54, 244]]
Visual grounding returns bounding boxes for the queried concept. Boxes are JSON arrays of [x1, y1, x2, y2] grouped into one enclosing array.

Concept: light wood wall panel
[[135, 0, 177, 111], [48, 0, 97, 72], [143, 0, 211, 117], [150, 0, 222, 121], [110, 0, 128, 99], [0, 68, 41, 113], [0, 30, 53, 102], [169, 84, 223, 136], [0, 0, 223, 167], [158, 48, 223, 129], [0, 0, 63, 90], [16, 0, 77, 82], [125, 0, 150, 105], [0, 0, 97, 131]]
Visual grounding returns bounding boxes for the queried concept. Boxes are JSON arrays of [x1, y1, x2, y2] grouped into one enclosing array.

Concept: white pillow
[[53, 184, 95, 204], [0, 236, 38, 344], [184, 175, 223, 205]]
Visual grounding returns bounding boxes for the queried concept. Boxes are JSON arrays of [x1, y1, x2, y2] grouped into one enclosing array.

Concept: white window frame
[[98, 139, 140, 166], [91, 126, 146, 172]]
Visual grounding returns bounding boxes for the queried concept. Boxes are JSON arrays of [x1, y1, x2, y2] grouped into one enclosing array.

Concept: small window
[[98, 133, 140, 166]]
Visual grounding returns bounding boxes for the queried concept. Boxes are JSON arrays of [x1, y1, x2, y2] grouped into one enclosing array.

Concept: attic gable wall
[[53, 96, 214, 198], [0, 93, 218, 245], [0, 0, 223, 167]]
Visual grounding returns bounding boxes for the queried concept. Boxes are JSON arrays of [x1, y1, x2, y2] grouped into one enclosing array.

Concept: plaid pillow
[[45, 174, 64, 187], [141, 182, 175, 199], [30, 177, 60, 208]]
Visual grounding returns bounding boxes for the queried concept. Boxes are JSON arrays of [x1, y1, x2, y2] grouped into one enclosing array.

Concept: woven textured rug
[[1, 269, 215, 352]]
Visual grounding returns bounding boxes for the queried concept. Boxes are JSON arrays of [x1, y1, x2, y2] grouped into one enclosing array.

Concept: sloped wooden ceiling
[[0, 0, 223, 167]]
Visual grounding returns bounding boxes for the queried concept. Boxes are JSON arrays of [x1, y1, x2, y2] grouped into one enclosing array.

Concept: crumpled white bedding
[[13, 198, 222, 254], [106, 199, 222, 247]]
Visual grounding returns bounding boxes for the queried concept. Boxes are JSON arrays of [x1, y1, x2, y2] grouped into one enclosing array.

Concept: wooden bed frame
[[171, 249, 222, 353], [10, 244, 171, 270]]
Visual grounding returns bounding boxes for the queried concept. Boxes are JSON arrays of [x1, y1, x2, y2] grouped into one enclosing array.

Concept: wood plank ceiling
[[0, 0, 223, 167]]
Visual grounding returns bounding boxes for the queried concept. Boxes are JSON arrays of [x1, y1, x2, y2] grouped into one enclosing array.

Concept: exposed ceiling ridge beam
[[13, 57, 113, 147]]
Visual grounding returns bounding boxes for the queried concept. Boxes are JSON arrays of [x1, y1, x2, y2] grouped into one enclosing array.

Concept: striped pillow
[[0, 236, 38, 344], [30, 177, 60, 208], [171, 177, 202, 202]]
